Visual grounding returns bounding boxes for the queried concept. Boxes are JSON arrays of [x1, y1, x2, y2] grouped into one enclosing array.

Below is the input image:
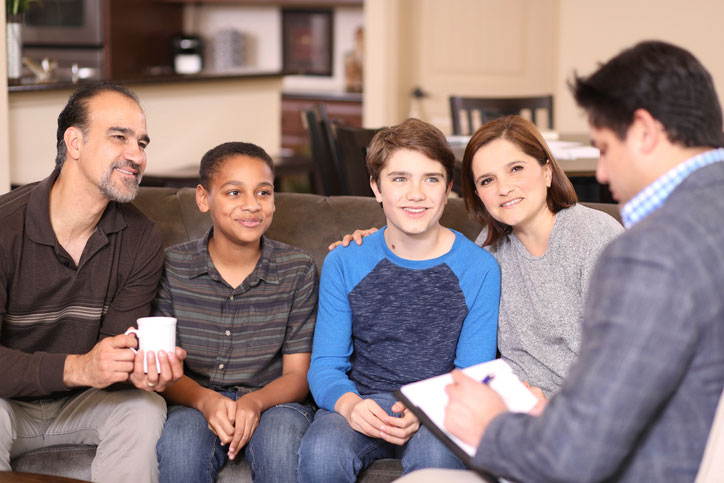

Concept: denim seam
[[357, 437, 387, 460], [206, 432, 219, 483], [246, 443, 257, 480], [274, 403, 315, 423]]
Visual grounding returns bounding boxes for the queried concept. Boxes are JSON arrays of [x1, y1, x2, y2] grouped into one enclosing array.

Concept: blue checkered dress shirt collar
[[621, 148, 724, 228]]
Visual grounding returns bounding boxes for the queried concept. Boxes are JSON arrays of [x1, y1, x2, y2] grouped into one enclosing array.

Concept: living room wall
[[554, 0, 724, 133], [364, 0, 557, 132], [364, 0, 724, 135]]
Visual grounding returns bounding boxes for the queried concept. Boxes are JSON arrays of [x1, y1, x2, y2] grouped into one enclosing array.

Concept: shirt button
[[225, 330, 231, 336], [218, 364, 224, 370], [229, 295, 234, 301]]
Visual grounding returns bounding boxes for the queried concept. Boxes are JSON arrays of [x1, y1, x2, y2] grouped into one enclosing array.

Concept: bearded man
[[0, 83, 185, 483]]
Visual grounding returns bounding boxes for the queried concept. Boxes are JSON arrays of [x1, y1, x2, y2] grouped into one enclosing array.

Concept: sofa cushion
[[11, 445, 95, 480]]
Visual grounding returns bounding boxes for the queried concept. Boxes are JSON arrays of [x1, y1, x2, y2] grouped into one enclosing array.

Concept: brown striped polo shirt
[[0, 169, 164, 398], [153, 229, 318, 391]]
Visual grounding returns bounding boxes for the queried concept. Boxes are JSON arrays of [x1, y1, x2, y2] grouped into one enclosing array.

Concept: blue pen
[[482, 373, 495, 385]]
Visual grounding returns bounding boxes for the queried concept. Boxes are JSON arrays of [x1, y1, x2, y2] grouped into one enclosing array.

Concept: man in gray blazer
[[398, 40, 724, 482]]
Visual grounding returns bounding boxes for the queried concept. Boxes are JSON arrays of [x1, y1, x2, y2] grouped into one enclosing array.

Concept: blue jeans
[[157, 390, 314, 483], [298, 393, 464, 483]]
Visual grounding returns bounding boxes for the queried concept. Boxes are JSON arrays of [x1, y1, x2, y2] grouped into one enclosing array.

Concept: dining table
[[448, 132, 599, 176]]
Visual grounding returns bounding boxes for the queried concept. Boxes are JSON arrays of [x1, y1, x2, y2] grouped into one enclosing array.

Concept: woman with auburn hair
[[334, 115, 622, 397], [460, 115, 621, 396]]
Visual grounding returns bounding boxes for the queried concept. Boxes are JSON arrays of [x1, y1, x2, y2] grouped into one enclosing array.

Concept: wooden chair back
[[301, 105, 345, 196], [330, 122, 381, 197], [449, 95, 554, 135]]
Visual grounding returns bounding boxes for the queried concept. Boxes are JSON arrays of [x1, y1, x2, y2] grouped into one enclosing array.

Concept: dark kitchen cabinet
[[104, 0, 184, 79]]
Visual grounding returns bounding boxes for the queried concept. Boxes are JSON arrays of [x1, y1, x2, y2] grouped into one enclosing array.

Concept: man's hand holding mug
[[125, 316, 186, 392]]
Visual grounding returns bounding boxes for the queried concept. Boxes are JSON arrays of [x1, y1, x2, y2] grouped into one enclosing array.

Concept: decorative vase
[[6, 14, 23, 81]]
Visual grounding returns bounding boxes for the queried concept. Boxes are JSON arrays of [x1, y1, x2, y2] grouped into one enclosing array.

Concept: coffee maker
[[172, 35, 203, 74]]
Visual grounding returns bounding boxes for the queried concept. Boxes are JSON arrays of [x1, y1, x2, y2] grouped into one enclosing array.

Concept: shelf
[[156, 0, 362, 5], [8, 70, 284, 93]]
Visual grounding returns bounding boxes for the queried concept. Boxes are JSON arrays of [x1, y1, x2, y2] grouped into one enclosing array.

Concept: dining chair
[[329, 122, 382, 197], [449, 95, 554, 135], [300, 105, 346, 196]]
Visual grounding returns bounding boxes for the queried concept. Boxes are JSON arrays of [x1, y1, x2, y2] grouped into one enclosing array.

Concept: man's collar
[[621, 148, 724, 228], [26, 168, 128, 246], [25, 169, 60, 245]]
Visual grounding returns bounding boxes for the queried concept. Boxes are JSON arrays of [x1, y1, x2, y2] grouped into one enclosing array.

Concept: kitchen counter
[[7, 69, 284, 93], [282, 90, 363, 103]]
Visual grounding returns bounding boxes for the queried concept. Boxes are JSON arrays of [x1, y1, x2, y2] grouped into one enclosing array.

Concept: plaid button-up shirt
[[622, 148, 724, 228], [153, 229, 318, 391]]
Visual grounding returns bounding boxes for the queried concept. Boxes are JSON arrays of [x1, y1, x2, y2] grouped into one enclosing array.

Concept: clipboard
[[394, 359, 538, 482]]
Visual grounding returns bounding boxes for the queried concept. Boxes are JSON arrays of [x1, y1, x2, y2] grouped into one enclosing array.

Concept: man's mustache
[[112, 160, 143, 182]]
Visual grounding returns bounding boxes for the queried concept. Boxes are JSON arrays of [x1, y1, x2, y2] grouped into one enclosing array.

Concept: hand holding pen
[[444, 369, 507, 447]]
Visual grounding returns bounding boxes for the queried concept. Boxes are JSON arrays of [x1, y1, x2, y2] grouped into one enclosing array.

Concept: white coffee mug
[[125, 317, 177, 373]]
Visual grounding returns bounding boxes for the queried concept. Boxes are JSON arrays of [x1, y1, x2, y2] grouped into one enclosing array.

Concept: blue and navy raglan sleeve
[[307, 247, 361, 411], [451, 240, 501, 368]]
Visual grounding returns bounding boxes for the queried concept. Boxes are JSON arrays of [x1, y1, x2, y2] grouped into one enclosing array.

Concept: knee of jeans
[[297, 425, 365, 483], [158, 406, 212, 451], [157, 410, 221, 483], [253, 405, 312, 454], [298, 427, 328, 463], [299, 424, 354, 464], [402, 429, 463, 471], [267, 405, 313, 431], [157, 424, 215, 472]]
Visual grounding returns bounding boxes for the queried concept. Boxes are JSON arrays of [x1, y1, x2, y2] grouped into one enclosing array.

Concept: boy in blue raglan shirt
[[298, 118, 500, 482]]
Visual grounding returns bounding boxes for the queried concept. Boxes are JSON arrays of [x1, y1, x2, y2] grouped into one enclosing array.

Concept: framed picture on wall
[[282, 9, 334, 76]]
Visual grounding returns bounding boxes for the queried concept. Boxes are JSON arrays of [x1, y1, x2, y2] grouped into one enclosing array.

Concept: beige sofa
[[10, 187, 620, 482]]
